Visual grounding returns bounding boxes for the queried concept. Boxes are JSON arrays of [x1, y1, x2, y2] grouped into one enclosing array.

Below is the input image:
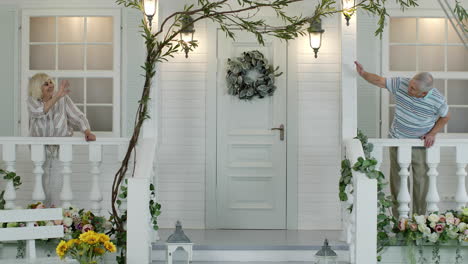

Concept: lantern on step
[[166, 221, 193, 264], [308, 18, 325, 59], [143, 0, 157, 28], [315, 239, 338, 264], [180, 15, 196, 58], [341, 0, 356, 26]]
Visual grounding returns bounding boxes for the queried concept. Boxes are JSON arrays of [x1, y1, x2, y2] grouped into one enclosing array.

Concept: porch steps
[[151, 229, 349, 263]]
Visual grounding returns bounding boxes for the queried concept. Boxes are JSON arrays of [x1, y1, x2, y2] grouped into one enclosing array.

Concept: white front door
[[216, 30, 287, 229]]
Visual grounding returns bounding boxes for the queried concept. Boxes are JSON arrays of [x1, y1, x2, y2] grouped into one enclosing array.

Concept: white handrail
[[0, 137, 129, 145]]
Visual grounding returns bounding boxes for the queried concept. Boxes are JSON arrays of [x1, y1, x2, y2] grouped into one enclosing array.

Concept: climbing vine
[[0, 169, 22, 210]]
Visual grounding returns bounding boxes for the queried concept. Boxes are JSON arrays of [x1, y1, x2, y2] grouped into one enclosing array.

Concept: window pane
[[447, 108, 468, 133], [58, 45, 84, 70], [87, 106, 112, 131], [418, 46, 444, 71], [390, 18, 417, 43], [448, 18, 463, 44], [58, 17, 84, 42], [448, 46, 468, 71], [30, 45, 55, 70], [58, 78, 84, 104], [87, 78, 113, 104], [418, 18, 445, 44], [87, 45, 113, 70], [447, 80, 468, 105], [30, 17, 55, 42], [390, 46, 416, 71], [87, 17, 113, 42]]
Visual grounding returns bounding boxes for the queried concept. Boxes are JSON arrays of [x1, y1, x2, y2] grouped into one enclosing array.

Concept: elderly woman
[[28, 73, 96, 206]]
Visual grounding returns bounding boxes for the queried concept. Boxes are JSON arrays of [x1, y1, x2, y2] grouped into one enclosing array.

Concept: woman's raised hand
[[57, 80, 71, 98]]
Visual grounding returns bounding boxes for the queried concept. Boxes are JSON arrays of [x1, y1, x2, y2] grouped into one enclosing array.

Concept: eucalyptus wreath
[[226, 50, 282, 100]]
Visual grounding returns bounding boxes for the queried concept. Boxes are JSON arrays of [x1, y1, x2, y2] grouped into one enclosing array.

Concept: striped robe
[[27, 95, 90, 137]]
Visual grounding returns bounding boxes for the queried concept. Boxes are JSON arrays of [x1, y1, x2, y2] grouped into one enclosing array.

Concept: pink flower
[[54, 220, 63, 225], [435, 224, 445, 233], [409, 223, 418, 231], [439, 216, 446, 223], [398, 219, 407, 231], [464, 229, 468, 235], [454, 218, 461, 226], [82, 224, 94, 233], [36, 203, 46, 209]]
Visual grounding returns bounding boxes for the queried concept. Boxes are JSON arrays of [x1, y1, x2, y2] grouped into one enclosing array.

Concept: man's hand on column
[[354, 61, 365, 77]]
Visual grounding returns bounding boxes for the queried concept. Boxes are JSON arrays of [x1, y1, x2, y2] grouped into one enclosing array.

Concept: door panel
[[216, 29, 287, 229]]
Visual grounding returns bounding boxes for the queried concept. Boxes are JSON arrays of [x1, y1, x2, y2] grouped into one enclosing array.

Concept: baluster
[[31, 145, 46, 202], [397, 146, 412, 219], [89, 144, 103, 215], [2, 144, 16, 209], [59, 145, 73, 209], [372, 145, 383, 171], [455, 145, 468, 209], [117, 143, 129, 214], [426, 146, 441, 213]]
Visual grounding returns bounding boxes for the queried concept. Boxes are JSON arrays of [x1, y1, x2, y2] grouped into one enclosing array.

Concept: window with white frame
[[384, 17, 468, 135], [21, 10, 121, 137]]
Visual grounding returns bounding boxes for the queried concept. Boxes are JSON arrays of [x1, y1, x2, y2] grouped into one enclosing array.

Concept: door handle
[[271, 124, 285, 141]]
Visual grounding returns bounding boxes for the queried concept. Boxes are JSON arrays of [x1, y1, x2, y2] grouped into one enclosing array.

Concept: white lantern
[[143, 0, 157, 27], [315, 239, 338, 264], [308, 19, 325, 59], [341, 0, 356, 26]]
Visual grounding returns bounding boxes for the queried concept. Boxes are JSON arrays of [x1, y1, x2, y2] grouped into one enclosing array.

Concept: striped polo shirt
[[387, 77, 449, 139]]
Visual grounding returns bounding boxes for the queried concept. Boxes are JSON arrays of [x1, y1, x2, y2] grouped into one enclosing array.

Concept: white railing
[[345, 139, 377, 264], [0, 137, 129, 214], [369, 138, 468, 216]]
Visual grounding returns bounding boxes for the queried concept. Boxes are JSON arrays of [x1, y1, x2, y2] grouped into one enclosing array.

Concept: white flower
[[45, 221, 55, 226], [448, 230, 459, 239], [418, 224, 431, 234], [345, 184, 353, 194], [458, 222, 467, 232], [430, 222, 436, 228], [428, 213, 440, 223], [415, 215, 426, 225], [63, 217, 73, 227], [428, 232, 439, 243]]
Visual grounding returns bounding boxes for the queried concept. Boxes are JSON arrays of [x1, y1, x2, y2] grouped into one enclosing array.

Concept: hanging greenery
[[226, 50, 282, 100]]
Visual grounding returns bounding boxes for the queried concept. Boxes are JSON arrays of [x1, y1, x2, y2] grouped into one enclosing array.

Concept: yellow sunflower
[[94, 247, 106, 255], [104, 241, 117, 252], [98, 233, 111, 243], [55, 240, 68, 258]]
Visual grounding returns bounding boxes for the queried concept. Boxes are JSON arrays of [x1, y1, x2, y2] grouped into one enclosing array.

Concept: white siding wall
[[296, 15, 342, 229]]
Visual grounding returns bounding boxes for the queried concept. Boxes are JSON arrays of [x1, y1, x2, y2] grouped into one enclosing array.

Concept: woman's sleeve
[[27, 96, 47, 119], [64, 95, 90, 132]]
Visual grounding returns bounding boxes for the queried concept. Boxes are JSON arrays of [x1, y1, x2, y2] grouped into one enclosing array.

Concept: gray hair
[[412, 72, 433, 92]]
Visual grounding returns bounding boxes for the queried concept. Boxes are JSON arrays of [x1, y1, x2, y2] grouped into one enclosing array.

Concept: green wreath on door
[[226, 50, 282, 100]]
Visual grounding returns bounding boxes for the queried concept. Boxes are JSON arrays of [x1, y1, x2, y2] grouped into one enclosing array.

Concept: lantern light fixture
[[315, 238, 338, 264], [143, 0, 157, 28], [180, 15, 196, 58], [341, 0, 356, 26], [308, 18, 325, 59]]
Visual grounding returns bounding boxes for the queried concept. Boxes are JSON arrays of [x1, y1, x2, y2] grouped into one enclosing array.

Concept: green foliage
[[149, 183, 162, 231], [0, 169, 22, 210], [454, 0, 468, 32]]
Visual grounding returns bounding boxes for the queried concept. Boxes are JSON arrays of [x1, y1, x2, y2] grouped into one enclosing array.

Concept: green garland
[[226, 50, 282, 100], [0, 169, 22, 210]]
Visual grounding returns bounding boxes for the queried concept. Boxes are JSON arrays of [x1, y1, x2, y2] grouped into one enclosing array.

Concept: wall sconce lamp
[[143, 0, 157, 28], [308, 19, 324, 59], [341, 0, 356, 26], [180, 15, 196, 58]]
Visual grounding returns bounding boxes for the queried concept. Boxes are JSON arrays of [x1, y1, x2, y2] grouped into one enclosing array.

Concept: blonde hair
[[29, 73, 55, 100]]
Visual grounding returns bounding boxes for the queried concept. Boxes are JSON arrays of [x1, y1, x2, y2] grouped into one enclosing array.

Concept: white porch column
[[426, 146, 441, 213], [341, 9, 357, 141], [2, 143, 16, 209], [89, 144, 103, 215], [59, 144, 73, 209], [455, 145, 468, 209], [397, 146, 411, 218], [31, 144, 46, 202]]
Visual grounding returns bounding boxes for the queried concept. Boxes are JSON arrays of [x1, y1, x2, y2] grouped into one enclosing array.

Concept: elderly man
[[354, 61, 451, 217]]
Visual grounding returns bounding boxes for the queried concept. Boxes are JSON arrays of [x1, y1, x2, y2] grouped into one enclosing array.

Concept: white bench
[[0, 208, 64, 262]]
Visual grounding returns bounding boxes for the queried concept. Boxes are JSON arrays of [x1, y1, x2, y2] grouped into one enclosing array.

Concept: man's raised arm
[[355, 61, 386, 88]]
